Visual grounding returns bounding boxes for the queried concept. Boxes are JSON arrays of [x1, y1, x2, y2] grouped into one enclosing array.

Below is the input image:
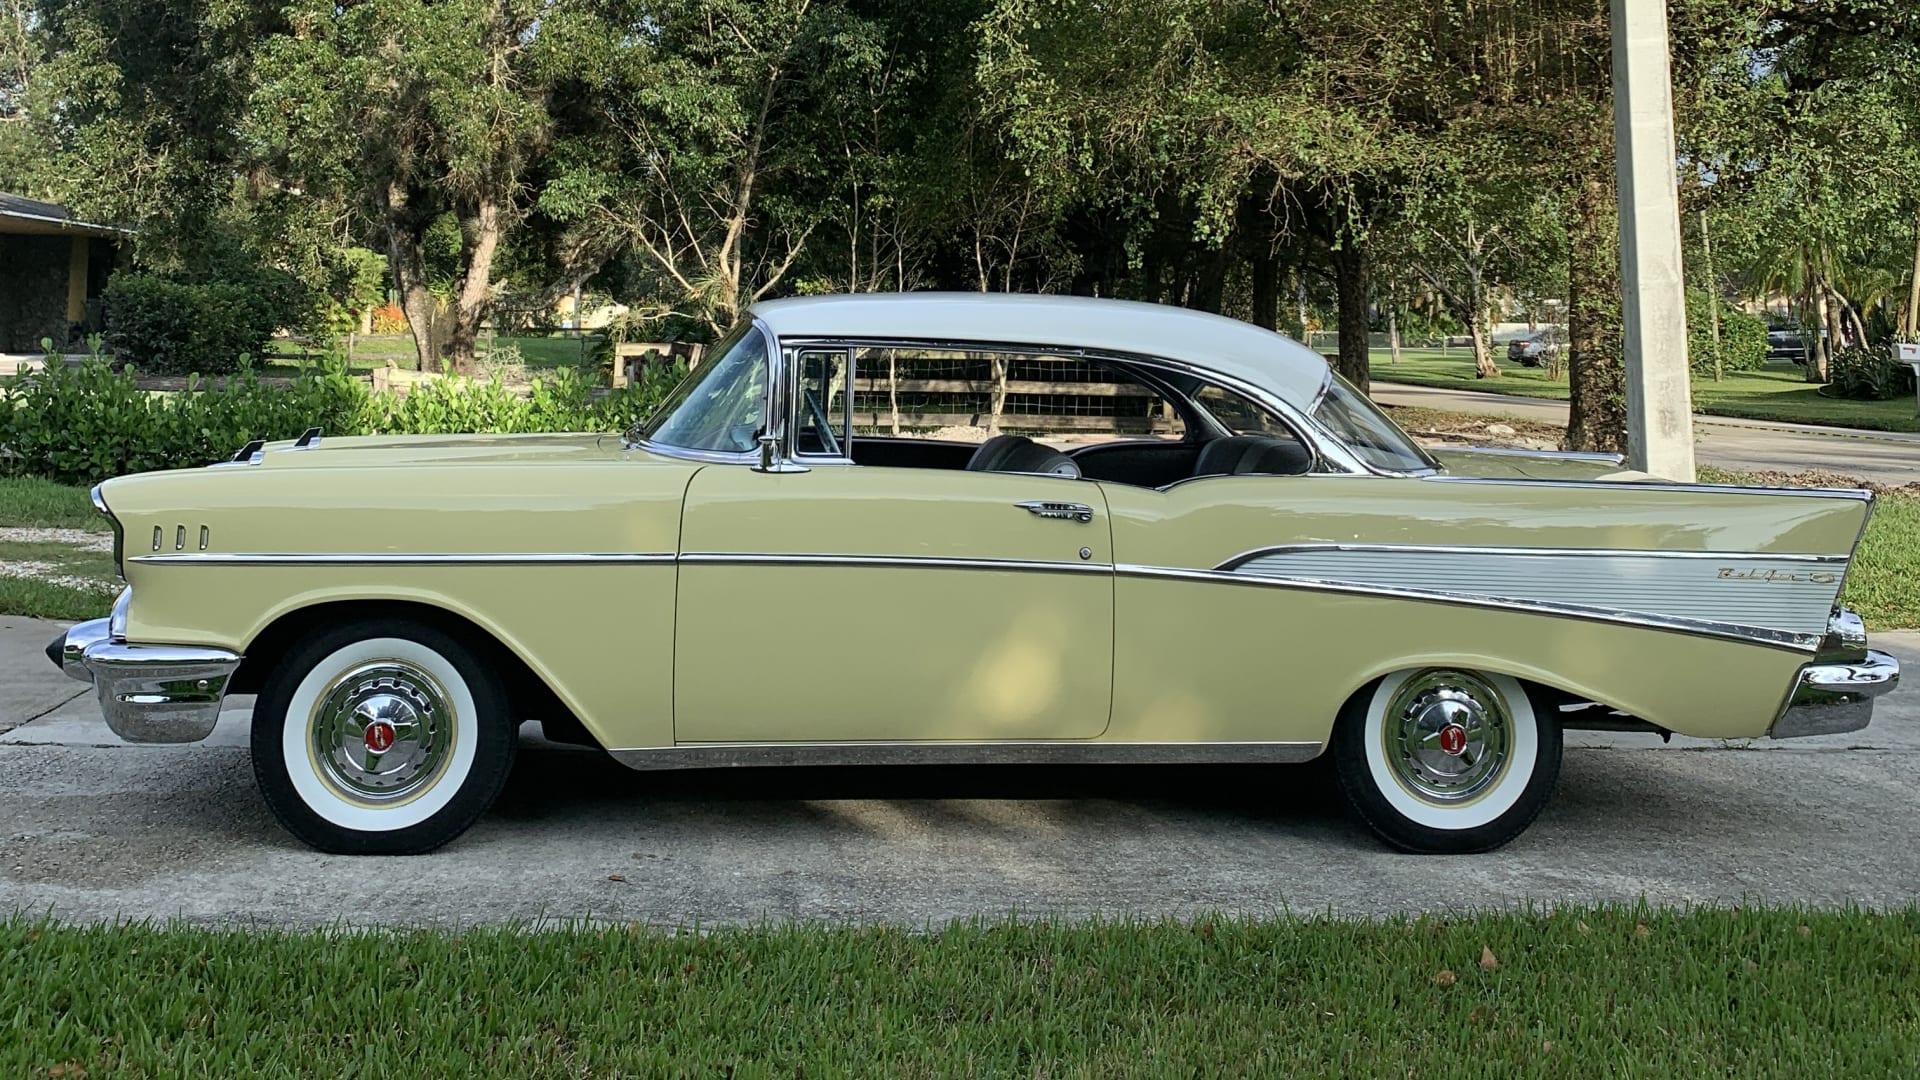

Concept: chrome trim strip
[[678, 552, 1109, 575], [1424, 475, 1874, 500], [131, 552, 678, 567], [1113, 563, 1824, 651], [609, 739, 1325, 771], [1440, 446, 1627, 464], [90, 483, 124, 579], [1215, 543, 1848, 569]]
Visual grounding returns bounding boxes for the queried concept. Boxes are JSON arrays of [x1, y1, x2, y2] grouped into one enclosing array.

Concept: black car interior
[[846, 432, 1309, 488]]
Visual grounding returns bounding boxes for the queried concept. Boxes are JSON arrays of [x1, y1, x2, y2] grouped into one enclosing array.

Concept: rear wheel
[[251, 619, 517, 854], [1332, 668, 1561, 853]]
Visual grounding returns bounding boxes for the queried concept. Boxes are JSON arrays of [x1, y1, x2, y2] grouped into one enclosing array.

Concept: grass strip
[[3, 908, 1916, 1077], [1372, 350, 1920, 433], [0, 477, 112, 531]]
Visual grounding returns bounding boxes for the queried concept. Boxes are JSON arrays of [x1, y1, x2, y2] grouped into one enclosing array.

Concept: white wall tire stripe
[[1361, 670, 1539, 831], [280, 637, 480, 832]]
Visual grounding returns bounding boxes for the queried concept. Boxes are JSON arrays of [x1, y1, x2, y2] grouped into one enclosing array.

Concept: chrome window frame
[[771, 334, 1372, 475], [625, 318, 778, 465], [787, 345, 857, 466]]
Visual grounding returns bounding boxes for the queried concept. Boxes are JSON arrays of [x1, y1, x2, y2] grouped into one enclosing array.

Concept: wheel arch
[[1334, 652, 1645, 733], [231, 598, 601, 749]]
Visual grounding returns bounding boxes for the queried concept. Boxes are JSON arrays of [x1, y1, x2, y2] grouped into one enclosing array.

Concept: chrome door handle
[[1015, 500, 1094, 523]]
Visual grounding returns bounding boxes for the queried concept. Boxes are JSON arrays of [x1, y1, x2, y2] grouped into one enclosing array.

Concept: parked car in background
[[1768, 329, 1809, 364], [52, 294, 1899, 857], [1506, 327, 1565, 367]]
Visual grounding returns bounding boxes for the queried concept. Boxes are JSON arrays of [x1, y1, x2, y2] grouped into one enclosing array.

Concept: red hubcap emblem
[[1438, 723, 1468, 757], [364, 721, 396, 754]]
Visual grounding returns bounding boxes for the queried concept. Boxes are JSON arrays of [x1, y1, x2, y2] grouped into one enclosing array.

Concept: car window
[[852, 347, 1184, 446], [1193, 383, 1301, 442], [1310, 372, 1437, 473], [638, 322, 769, 453], [794, 348, 851, 457]]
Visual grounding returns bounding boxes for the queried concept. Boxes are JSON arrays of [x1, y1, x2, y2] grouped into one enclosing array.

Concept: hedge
[[102, 274, 293, 377], [1685, 289, 1769, 377], [0, 361, 684, 487]]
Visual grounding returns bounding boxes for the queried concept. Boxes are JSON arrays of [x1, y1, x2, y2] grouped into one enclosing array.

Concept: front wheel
[[1332, 668, 1561, 853], [251, 619, 517, 854]]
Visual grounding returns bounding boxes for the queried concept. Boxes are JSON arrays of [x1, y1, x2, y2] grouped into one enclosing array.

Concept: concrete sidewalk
[[1374, 381, 1920, 487], [3, 615, 1918, 927]]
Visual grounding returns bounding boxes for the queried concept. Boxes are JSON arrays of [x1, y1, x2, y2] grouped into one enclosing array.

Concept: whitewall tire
[[252, 619, 517, 854], [1332, 668, 1562, 853]]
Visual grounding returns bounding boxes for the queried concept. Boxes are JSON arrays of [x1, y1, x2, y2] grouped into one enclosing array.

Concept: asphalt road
[[1373, 380, 1920, 487], [3, 616, 1916, 927]]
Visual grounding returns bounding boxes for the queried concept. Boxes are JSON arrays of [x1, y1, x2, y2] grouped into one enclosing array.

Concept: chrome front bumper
[[51, 616, 242, 744], [1769, 609, 1900, 739]]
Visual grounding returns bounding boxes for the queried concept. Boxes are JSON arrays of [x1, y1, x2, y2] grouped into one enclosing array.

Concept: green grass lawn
[[264, 334, 601, 374], [1372, 349, 1920, 433], [4, 909, 1916, 1076]]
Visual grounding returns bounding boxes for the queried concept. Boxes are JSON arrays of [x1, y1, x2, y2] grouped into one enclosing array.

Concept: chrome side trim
[[1216, 543, 1848, 568], [1214, 544, 1845, 639], [1113, 563, 1824, 651], [1423, 475, 1874, 500], [131, 552, 678, 567], [609, 740, 1325, 771], [679, 552, 1110, 575], [1440, 446, 1627, 464]]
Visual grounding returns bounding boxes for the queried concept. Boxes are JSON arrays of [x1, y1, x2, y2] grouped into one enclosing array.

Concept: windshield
[[636, 322, 770, 454], [1310, 373, 1437, 473]]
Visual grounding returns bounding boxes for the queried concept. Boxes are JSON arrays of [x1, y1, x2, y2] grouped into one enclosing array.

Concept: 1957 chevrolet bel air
[[50, 294, 1900, 854]]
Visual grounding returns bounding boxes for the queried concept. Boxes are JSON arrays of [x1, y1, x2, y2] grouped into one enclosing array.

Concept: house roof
[[0, 194, 131, 238], [750, 292, 1332, 409]]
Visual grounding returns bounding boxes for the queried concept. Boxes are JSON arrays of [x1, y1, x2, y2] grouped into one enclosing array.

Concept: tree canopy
[[3, 0, 1916, 447]]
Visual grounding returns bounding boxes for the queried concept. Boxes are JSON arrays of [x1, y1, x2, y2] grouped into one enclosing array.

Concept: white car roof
[[750, 292, 1333, 409]]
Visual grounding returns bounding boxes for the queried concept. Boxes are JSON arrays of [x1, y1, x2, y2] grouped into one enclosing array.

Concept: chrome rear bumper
[[1769, 608, 1899, 739], [51, 616, 241, 744]]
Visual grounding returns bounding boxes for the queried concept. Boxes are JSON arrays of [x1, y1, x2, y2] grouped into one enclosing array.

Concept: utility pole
[[1611, 0, 1697, 480]]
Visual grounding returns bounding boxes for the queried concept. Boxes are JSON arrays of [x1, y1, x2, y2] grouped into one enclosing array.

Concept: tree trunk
[[888, 352, 900, 437], [1387, 300, 1401, 364], [1565, 176, 1626, 453], [1250, 249, 1278, 331], [1330, 232, 1371, 393], [1801, 289, 1828, 383], [1904, 216, 1920, 341], [1469, 314, 1498, 379], [1186, 245, 1230, 314], [1295, 274, 1309, 339], [1810, 283, 1835, 381], [384, 185, 445, 373], [441, 198, 501, 377]]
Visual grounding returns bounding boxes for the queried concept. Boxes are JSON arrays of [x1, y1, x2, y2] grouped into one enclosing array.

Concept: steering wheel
[[803, 386, 842, 457]]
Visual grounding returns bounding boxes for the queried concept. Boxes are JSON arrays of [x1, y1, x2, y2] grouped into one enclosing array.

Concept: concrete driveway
[[1373, 380, 1920, 487], [3, 615, 1916, 927]]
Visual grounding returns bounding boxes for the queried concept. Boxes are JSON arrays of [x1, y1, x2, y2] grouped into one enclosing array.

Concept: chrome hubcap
[[1384, 670, 1511, 804], [310, 662, 453, 803]]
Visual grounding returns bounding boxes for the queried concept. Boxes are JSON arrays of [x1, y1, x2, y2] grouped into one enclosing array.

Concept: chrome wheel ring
[[309, 662, 455, 803], [1382, 670, 1512, 804]]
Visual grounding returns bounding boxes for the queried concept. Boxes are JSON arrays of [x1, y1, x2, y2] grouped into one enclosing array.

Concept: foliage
[[0, 361, 681, 487], [101, 274, 284, 377], [1686, 289, 1769, 376], [1825, 346, 1917, 401], [370, 304, 409, 335]]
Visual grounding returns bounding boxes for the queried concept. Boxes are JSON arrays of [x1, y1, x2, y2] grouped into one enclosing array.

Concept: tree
[[251, 0, 568, 373]]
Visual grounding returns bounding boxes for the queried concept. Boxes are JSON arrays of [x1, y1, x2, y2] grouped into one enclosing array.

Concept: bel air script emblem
[[1717, 567, 1838, 584]]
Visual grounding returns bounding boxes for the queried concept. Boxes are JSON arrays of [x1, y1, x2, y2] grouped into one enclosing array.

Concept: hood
[[1430, 447, 1655, 483]]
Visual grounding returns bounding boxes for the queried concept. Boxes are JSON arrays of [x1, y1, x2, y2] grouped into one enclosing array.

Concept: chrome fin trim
[[609, 740, 1325, 771], [677, 552, 1109, 574]]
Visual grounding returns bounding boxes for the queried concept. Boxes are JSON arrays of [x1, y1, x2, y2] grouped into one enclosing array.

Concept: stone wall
[[0, 236, 73, 352]]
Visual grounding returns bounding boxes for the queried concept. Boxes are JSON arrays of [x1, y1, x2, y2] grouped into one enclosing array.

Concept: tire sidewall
[[1334, 670, 1563, 854], [252, 620, 516, 854]]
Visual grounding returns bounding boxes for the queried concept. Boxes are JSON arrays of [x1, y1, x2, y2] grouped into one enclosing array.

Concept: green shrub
[[0, 360, 683, 486], [103, 274, 285, 376], [1827, 346, 1917, 401], [1686, 289, 1769, 376]]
